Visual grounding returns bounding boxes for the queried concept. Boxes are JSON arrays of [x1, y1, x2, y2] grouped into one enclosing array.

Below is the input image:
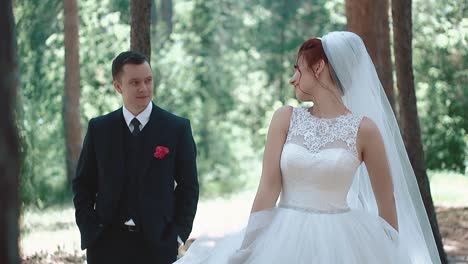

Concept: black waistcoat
[[117, 120, 147, 226]]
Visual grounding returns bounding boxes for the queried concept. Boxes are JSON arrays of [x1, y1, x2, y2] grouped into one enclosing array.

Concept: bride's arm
[[357, 117, 398, 231], [250, 106, 292, 213]]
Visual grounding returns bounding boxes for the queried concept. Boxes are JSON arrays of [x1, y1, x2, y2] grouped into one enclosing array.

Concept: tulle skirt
[[175, 205, 411, 264]]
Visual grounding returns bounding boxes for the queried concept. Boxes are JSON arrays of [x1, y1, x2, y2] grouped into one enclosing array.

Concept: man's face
[[113, 62, 153, 114]]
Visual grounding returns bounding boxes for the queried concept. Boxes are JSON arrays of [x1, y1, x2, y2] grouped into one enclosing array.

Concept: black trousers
[[86, 226, 177, 264]]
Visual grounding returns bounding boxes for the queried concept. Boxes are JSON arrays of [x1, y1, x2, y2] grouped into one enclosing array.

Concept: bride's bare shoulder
[[358, 117, 379, 135], [357, 116, 384, 148], [270, 105, 293, 131], [271, 105, 293, 127]]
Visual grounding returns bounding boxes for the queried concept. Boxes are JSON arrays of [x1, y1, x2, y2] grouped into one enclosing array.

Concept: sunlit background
[[12, 0, 467, 263]]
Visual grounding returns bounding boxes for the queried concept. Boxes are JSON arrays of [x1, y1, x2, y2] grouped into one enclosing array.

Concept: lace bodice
[[279, 107, 364, 212], [286, 107, 363, 157]]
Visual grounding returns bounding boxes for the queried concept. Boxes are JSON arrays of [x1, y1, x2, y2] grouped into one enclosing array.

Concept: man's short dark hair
[[112, 51, 150, 81]]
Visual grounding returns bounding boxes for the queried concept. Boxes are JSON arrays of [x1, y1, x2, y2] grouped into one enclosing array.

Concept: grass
[[20, 206, 81, 258], [429, 170, 468, 207]]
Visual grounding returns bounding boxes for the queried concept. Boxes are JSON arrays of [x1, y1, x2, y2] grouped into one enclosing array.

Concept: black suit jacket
[[72, 103, 199, 253]]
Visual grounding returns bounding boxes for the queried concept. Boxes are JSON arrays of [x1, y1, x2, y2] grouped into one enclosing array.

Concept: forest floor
[[20, 172, 468, 263], [437, 206, 468, 263]]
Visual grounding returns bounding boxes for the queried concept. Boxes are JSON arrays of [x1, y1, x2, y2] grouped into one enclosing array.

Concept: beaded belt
[[278, 204, 351, 214]]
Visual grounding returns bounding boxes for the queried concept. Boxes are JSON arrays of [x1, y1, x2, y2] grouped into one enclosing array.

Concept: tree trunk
[[130, 0, 152, 59], [392, 0, 447, 262], [151, 0, 158, 26], [63, 0, 82, 185], [0, 0, 20, 263], [161, 0, 173, 36], [345, 0, 395, 111]]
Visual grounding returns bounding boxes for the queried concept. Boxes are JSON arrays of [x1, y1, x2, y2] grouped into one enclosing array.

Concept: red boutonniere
[[154, 146, 170, 159]]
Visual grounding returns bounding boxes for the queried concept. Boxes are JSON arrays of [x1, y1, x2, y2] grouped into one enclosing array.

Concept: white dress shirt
[[122, 102, 152, 134]]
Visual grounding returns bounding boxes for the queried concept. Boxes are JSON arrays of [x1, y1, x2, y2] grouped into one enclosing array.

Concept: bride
[[175, 31, 441, 263]]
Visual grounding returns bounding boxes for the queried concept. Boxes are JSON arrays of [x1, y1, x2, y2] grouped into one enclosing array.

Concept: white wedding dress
[[175, 106, 411, 264]]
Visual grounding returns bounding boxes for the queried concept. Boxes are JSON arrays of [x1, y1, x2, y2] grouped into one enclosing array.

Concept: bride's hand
[[378, 216, 400, 244]]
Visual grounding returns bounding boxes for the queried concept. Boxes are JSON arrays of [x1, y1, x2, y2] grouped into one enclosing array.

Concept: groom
[[72, 50, 199, 263]]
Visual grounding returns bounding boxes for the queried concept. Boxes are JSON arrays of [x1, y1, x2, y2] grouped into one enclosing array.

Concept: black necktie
[[131, 118, 141, 136]]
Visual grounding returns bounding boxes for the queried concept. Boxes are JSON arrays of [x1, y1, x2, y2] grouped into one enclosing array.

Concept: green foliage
[[15, 0, 66, 207], [15, 0, 127, 207], [14, 0, 466, 208], [413, 0, 467, 172]]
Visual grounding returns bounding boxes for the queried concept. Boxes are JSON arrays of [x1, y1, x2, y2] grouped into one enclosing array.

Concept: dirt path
[[437, 206, 468, 263]]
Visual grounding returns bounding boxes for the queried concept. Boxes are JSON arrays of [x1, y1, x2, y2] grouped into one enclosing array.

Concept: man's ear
[[113, 80, 123, 94]]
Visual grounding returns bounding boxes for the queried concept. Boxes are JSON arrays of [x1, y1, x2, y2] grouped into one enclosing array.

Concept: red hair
[[296, 38, 328, 72], [295, 38, 344, 95]]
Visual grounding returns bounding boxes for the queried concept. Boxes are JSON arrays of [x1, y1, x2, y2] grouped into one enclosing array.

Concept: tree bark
[[151, 0, 158, 26], [161, 0, 173, 36], [392, 0, 447, 262], [130, 0, 152, 59], [345, 0, 395, 111], [0, 0, 20, 263], [63, 0, 82, 185]]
